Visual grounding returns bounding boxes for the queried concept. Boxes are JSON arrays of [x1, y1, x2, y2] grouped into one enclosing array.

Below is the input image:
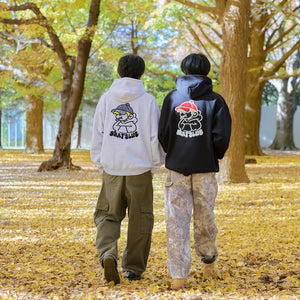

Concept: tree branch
[[173, 0, 217, 14], [0, 2, 72, 92], [265, 23, 297, 54], [197, 24, 222, 54], [194, 19, 222, 40], [0, 63, 24, 78], [265, 38, 293, 57], [70, 0, 101, 113], [186, 25, 220, 74], [0, 17, 41, 25], [271, 1, 300, 19], [147, 68, 177, 78], [0, 31, 50, 49], [263, 39, 300, 78], [260, 73, 300, 83]]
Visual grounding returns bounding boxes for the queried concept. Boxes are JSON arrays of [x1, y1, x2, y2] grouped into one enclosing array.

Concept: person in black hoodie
[[158, 53, 231, 290]]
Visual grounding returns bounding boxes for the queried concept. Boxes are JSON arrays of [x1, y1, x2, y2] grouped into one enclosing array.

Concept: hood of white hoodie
[[109, 77, 146, 103]]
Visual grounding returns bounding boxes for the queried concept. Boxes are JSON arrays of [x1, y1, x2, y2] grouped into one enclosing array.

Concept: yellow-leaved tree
[[0, 0, 101, 170]]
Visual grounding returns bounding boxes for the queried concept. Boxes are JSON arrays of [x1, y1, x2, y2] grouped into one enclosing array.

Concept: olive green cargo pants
[[94, 171, 154, 276]]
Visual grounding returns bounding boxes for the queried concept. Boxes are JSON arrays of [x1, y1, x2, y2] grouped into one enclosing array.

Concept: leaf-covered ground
[[0, 150, 299, 300]]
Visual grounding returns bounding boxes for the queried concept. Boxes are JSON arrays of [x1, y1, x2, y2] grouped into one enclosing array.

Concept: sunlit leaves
[[0, 150, 299, 299]]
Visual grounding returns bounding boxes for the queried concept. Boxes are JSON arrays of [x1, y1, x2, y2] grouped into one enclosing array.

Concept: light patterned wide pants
[[165, 170, 218, 279]]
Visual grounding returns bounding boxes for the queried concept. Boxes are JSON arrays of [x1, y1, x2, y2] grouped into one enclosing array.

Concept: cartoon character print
[[175, 100, 203, 138], [110, 103, 139, 139]]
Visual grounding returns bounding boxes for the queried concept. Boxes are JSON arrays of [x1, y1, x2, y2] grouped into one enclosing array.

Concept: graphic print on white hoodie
[[110, 103, 139, 139], [90, 77, 164, 176]]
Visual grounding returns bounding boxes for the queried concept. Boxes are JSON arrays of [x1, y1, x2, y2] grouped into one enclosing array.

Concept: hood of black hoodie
[[176, 74, 212, 99]]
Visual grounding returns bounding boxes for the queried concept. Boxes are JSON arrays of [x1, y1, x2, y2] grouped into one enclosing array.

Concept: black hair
[[117, 55, 145, 79], [180, 53, 211, 75]]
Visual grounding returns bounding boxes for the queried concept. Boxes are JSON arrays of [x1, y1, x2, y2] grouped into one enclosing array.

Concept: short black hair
[[117, 55, 145, 79], [180, 53, 211, 75]]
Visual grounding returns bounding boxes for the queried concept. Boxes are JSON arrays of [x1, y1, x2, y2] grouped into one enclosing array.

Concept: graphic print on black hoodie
[[175, 100, 203, 138], [110, 103, 139, 139]]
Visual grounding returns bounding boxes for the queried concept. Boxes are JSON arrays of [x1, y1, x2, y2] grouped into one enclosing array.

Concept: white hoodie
[[90, 77, 164, 176]]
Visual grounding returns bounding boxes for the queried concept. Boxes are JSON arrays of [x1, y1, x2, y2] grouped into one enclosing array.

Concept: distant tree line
[[0, 0, 299, 182]]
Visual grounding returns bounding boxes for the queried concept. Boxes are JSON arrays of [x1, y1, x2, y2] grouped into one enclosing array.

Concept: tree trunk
[[270, 79, 298, 150], [38, 87, 83, 171], [76, 115, 82, 149], [244, 79, 265, 156], [244, 2, 268, 156], [0, 108, 2, 149], [270, 48, 300, 151], [24, 95, 44, 153], [131, 21, 139, 55], [38, 0, 101, 171], [39, 98, 75, 170], [217, 0, 250, 183]]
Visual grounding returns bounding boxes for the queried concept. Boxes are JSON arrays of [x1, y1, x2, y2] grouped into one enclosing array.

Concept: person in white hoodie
[[90, 55, 164, 285]]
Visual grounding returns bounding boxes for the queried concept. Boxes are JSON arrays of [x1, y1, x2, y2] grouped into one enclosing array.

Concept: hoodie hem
[[103, 168, 152, 176]]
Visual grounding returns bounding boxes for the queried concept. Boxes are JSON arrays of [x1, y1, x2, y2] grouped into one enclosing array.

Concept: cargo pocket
[[165, 171, 191, 207], [165, 171, 182, 206], [94, 192, 109, 226]]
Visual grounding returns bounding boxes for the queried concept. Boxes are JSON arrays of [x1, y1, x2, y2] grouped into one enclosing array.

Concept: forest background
[[0, 0, 299, 299], [0, 0, 299, 178]]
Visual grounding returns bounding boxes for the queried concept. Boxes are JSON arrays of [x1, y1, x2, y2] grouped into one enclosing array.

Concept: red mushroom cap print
[[175, 100, 198, 113]]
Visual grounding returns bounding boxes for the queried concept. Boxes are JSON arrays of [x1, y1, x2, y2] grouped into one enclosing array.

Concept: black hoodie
[[158, 74, 232, 176]]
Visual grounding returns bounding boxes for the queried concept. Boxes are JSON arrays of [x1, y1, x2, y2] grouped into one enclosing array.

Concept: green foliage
[[143, 71, 176, 108], [97, 0, 157, 55], [262, 82, 278, 106], [0, 86, 20, 108], [2, 0, 297, 125], [83, 58, 114, 105], [0, 0, 96, 117], [261, 81, 300, 107]]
